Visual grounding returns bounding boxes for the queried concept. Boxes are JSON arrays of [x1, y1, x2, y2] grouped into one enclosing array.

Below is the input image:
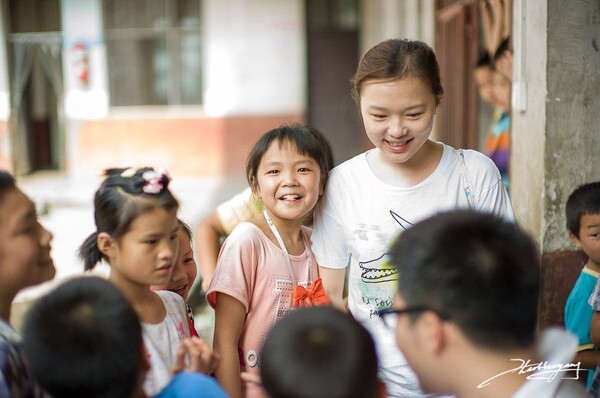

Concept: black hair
[[0, 170, 16, 204], [22, 276, 142, 398], [476, 51, 492, 68], [388, 210, 540, 351], [351, 38, 444, 106], [178, 218, 193, 242], [79, 167, 179, 271], [246, 124, 331, 193], [261, 306, 379, 398], [566, 182, 600, 238], [493, 36, 511, 61]]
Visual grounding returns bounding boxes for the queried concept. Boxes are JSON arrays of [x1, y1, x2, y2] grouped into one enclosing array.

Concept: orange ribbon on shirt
[[292, 277, 330, 307]]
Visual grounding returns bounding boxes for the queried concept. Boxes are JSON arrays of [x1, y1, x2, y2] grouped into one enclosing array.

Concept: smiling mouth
[[279, 194, 302, 200], [387, 138, 412, 147], [172, 285, 188, 295]]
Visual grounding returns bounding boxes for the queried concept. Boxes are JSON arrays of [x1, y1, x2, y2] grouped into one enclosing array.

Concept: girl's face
[[360, 76, 438, 167], [254, 140, 324, 225], [151, 228, 197, 300], [0, 187, 55, 298], [107, 207, 179, 287]]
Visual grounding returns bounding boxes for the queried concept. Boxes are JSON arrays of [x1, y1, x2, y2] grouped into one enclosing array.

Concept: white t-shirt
[[311, 144, 514, 397], [142, 290, 191, 397]]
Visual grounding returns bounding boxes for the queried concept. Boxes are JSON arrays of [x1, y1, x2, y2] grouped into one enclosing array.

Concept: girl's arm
[[213, 293, 246, 398], [319, 266, 347, 312]]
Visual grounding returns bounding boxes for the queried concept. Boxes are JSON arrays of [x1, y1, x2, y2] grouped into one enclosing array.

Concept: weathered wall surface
[[512, 0, 600, 328]]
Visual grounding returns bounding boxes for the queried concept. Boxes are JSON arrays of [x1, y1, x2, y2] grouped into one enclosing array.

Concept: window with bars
[[103, 0, 202, 106]]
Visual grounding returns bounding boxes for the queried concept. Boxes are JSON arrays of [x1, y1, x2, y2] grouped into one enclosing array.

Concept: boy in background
[[564, 182, 600, 387]]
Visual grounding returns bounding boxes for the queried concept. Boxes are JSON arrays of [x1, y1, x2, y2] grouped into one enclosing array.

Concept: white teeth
[[280, 194, 301, 200]]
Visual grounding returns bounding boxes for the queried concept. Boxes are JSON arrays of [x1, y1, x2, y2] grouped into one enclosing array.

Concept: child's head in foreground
[[22, 276, 146, 398], [260, 305, 383, 398]]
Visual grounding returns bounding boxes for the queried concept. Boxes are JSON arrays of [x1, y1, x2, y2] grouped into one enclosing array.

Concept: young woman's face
[[254, 140, 324, 225], [109, 207, 179, 287], [360, 76, 438, 167], [151, 228, 197, 300], [0, 187, 55, 298]]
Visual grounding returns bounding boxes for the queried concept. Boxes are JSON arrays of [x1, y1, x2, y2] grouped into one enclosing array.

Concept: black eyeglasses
[[378, 306, 447, 328]]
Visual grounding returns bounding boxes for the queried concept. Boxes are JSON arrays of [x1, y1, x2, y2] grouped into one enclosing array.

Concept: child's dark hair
[[178, 218, 193, 242], [476, 51, 492, 68], [388, 210, 540, 351], [22, 276, 142, 398], [351, 38, 444, 105], [566, 182, 600, 237], [246, 124, 331, 192], [493, 36, 511, 61], [79, 167, 179, 271], [0, 170, 16, 204], [261, 306, 379, 398]]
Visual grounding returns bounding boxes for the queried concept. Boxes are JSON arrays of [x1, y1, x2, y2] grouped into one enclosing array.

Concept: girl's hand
[[172, 336, 220, 375]]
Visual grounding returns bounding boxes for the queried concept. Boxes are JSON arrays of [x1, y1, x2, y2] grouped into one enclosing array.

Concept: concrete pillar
[[511, 0, 600, 327], [360, 0, 435, 54]]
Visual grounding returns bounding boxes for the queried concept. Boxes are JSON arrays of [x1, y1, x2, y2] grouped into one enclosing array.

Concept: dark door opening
[[306, 0, 363, 166]]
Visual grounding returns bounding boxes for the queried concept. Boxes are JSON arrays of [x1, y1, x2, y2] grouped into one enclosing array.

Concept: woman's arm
[[319, 266, 347, 312], [213, 293, 246, 398]]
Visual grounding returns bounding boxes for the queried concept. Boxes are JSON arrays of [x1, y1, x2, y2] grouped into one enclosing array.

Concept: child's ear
[[568, 231, 582, 249], [97, 232, 115, 257], [249, 176, 261, 198]]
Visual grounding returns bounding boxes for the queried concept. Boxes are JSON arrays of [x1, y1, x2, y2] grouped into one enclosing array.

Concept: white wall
[[202, 0, 305, 117]]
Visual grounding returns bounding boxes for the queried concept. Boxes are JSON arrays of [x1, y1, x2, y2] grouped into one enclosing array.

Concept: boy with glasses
[[383, 210, 588, 397]]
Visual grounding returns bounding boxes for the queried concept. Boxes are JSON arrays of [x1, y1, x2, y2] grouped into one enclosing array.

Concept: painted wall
[[510, 0, 600, 327], [511, 0, 600, 251], [71, 0, 306, 178], [202, 0, 305, 116]]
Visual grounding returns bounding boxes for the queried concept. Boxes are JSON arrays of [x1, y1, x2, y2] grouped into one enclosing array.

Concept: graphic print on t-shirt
[[358, 210, 413, 317]]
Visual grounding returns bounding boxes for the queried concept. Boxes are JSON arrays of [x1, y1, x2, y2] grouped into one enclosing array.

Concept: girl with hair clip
[[310, 39, 515, 397], [0, 170, 55, 397], [79, 167, 217, 397], [206, 124, 330, 398]]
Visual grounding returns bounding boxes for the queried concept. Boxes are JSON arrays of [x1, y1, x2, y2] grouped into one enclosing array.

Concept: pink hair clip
[[142, 168, 170, 194]]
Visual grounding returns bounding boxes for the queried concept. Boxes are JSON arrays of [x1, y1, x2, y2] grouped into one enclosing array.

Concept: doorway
[[306, 0, 363, 166], [7, 0, 64, 175]]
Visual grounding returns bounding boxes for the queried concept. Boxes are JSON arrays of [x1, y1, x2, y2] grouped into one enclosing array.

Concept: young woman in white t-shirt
[[310, 38, 515, 398]]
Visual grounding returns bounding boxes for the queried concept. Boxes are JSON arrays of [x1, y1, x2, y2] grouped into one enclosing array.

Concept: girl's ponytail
[[79, 231, 104, 271]]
